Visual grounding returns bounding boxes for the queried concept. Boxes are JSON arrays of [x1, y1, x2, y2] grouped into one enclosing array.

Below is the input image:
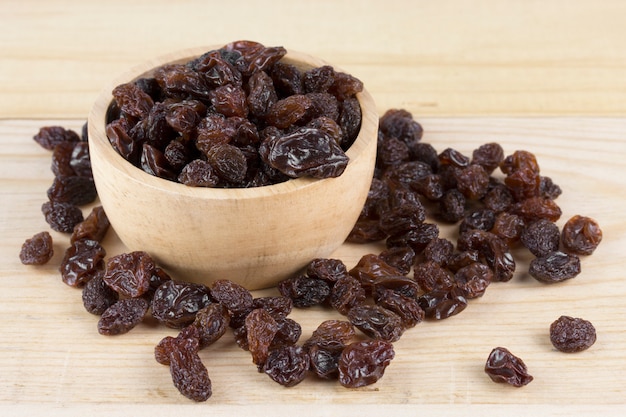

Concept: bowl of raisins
[[88, 41, 378, 290]]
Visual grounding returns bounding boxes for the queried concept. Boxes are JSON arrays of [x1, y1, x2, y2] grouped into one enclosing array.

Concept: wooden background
[[1, 1, 625, 416]]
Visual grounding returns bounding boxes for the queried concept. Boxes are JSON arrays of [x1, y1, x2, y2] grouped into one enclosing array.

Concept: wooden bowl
[[88, 46, 378, 290]]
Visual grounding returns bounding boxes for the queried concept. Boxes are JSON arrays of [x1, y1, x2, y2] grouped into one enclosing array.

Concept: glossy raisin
[[103, 251, 155, 298], [51, 142, 76, 177], [191, 303, 230, 349], [205, 143, 247, 185], [414, 261, 455, 293], [347, 304, 404, 342], [348, 254, 404, 293], [485, 347, 533, 387], [19, 231, 54, 265], [454, 262, 492, 299], [374, 288, 425, 328], [561, 215, 602, 255], [167, 334, 212, 401], [306, 258, 349, 285], [47, 175, 97, 206], [263, 345, 310, 387], [59, 239, 106, 287], [549, 316, 597, 353], [338, 340, 395, 388], [417, 287, 468, 320], [210, 279, 254, 315], [178, 159, 219, 187], [330, 276, 366, 315], [70, 206, 110, 244], [112, 82, 154, 119], [151, 280, 212, 328], [308, 342, 344, 379], [245, 308, 279, 369], [529, 251, 581, 284], [98, 297, 149, 336], [303, 320, 356, 352], [472, 142, 504, 174]]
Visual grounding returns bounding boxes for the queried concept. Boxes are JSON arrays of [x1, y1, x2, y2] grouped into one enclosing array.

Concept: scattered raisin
[[484, 347, 533, 387], [561, 215, 602, 255], [19, 231, 54, 265], [338, 340, 395, 388], [529, 251, 581, 284], [82, 273, 119, 315], [263, 345, 310, 387], [41, 201, 84, 233], [33, 126, 80, 150], [549, 316, 597, 353], [151, 280, 212, 328], [103, 251, 155, 298], [98, 297, 149, 336], [347, 304, 404, 342], [59, 239, 106, 287]]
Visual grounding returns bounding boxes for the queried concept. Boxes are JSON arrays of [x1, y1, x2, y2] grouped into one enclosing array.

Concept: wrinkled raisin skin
[[485, 347, 533, 387], [549, 316, 597, 353], [19, 231, 54, 265], [338, 340, 395, 388]]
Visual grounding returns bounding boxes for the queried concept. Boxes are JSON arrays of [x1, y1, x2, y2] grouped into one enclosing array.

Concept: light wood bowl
[[88, 46, 378, 290]]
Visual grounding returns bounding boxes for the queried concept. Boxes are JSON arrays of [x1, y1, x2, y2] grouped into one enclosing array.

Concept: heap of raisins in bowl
[[105, 41, 365, 188], [24, 96, 603, 398]]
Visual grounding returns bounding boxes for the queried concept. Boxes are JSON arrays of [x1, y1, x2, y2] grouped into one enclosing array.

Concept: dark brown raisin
[[348, 254, 404, 293], [490, 212, 525, 244], [112, 82, 154, 119], [140, 143, 177, 181], [414, 261, 455, 293], [338, 340, 395, 388], [520, 219, 560, 257], [417, 287, 468, 320], [303, 320, 355, 352], [265, 95, 312, 129], [472, 142, 504, 174], [374, 288, 425, 328], [338, 97, 362, 149], [70, 206, 110, 244], [205, 143, 247, 185], [97, 297, 149, 336], [278, 274, 330, 308], [210, 279, 254, 315], [245, 308, 279, 369], [82, 273, 119, 315], [151, 280, 212, 328], [270, 317, 302, 349], [263, 345, 310, 387], [246, 70, 278, 118], [549, 316, 597, 353], [190, 303, 230, 349], [209, 84, 248, 118], [103, 251, 155, 298], [269, 62, 304, 96], [347, 304, 404, 342], [330, 276, 366, 315], [165, 332, 212, 401], [459, 209, 496, 235], [455, 164, 490, 200], [51, 142, 76, 177], [485, 347, 533, 387], [561, 215, 602, 255], [19, 231, 54, 265], [47, 175, 97, 206], [69, 141, 92, 178], [329, 71, 363, 101], [178, 159, 219, 187], [308, 342, 344, 380], [252, 296, 293, 319], [372, 275, 421, 299], [33, 126, 80, 150], [379, 109, 423, 146], [423, 238, 455, 266], [529, 251, 581, 284], [454, 263, 492, 299], [306, 258, 349, 285], [438, 189, 466, 223], [379, 246, 416, 275], [59, 239, 106, 287]]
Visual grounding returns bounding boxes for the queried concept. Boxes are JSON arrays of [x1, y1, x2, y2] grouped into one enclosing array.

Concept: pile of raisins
[[22, 91, 603, 398], [105, 41, 364, 187]]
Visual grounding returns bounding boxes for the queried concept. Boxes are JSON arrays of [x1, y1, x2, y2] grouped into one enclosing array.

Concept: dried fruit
[[59, 239, 106, 287], [484, 347, 533, 387], [529, 251, 581, 283], [347, 304, 404, 342], [41, 200, 84, 233], [338, 340, 395, 388], [98, 297, 149, 336], [82, 273, 119, 315], [19, 231, 54, 265], [151, 280, 212, 328], [549, 316, 597, 353], [561, 215, 602, 255], [263, 345, 310, 387], [103, 251, 155, 298]]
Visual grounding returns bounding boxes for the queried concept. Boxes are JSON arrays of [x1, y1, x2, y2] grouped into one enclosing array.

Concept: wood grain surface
[[1, 1, 626, 416]]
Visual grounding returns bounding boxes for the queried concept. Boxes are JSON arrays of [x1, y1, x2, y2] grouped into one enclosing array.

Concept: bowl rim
[[88, 45, 378, 202]]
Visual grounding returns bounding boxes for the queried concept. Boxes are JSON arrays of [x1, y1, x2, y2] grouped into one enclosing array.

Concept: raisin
[[561, 215, 602, 255], [191, 303, 230, 349], [33, 126, 80, 150], [70, 206, 110, 244], [270, 317, 302, 349], [278, 274, 330, 308], [482, 183, 514, 213], [70, 141, 92, 178], [423, 238, 455, 266], [98, 297, 149, 336], [246, 70, 278, 118], [338, 97, 362, 149], [520, 219, 560, 257], [338, 340, 395, 388], [263, 345, 310, 387], [308, 342, 344, 379], [387, 222, 439, 254], [252, 296, 293, 318], [19, 231, 54, 265], [417, 287, 468, 320], [303, 320, 356, 352], [166, 333, 212, 401], [260, 127, 348, 179], [151, 280, 212, 328], [210, 279, 254, 315], [51, 142, 76, 177], [347, 304, 404, 342], [512, 197, 562, 222], [347, 218, 388, 243], [348, 254, 404, 293], [459, 209, 496, 234], [165, 100, 205, 135], [490, 212, 525, 244], [505, 167, 541, 201], [209, 84, 248, 118], [438, 189, 466, 223], [529, 251, 581, 284], [112, 82, 154, 119], [549, 316, 597, 353], [154, 64, 212, 100], [457, 229, 516, 282], [103, 251, 155, 298], [154, 326, 199, 366], [178, 159, 219, 187], [140, 143, 177, 181], [379, 246, 416, 275], [414, 261, 455, 293], [472, 142, 504, 174], [454, 262, 492, 299], [47, 175, 97, 206], [379, 109, 423, 145], [306, 95, 340, 122], [330, 276, 366, 315], [374, 288, 425, 328], [82, 273, 119, 315], [164, 140, 191, 171], [306, 258, 349, 285], [484, 347, 533, 387], [372, 275, 421, 299], [377, 136, 410, 168], [265, 95, 313, 129], [539, 175, 562, 199], [205, 143, 247, 185], [500, 150, 539, 175], [455, 164, 490, 200], [329, 71, 363, 101], [245, 308, 279, 369], [270, 62, 304, 96], [59, 239, 106, 287], [190, 49, 242, 88]]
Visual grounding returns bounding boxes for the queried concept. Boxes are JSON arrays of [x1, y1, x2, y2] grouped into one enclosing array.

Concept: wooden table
[[1, 1, 625, 415]]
